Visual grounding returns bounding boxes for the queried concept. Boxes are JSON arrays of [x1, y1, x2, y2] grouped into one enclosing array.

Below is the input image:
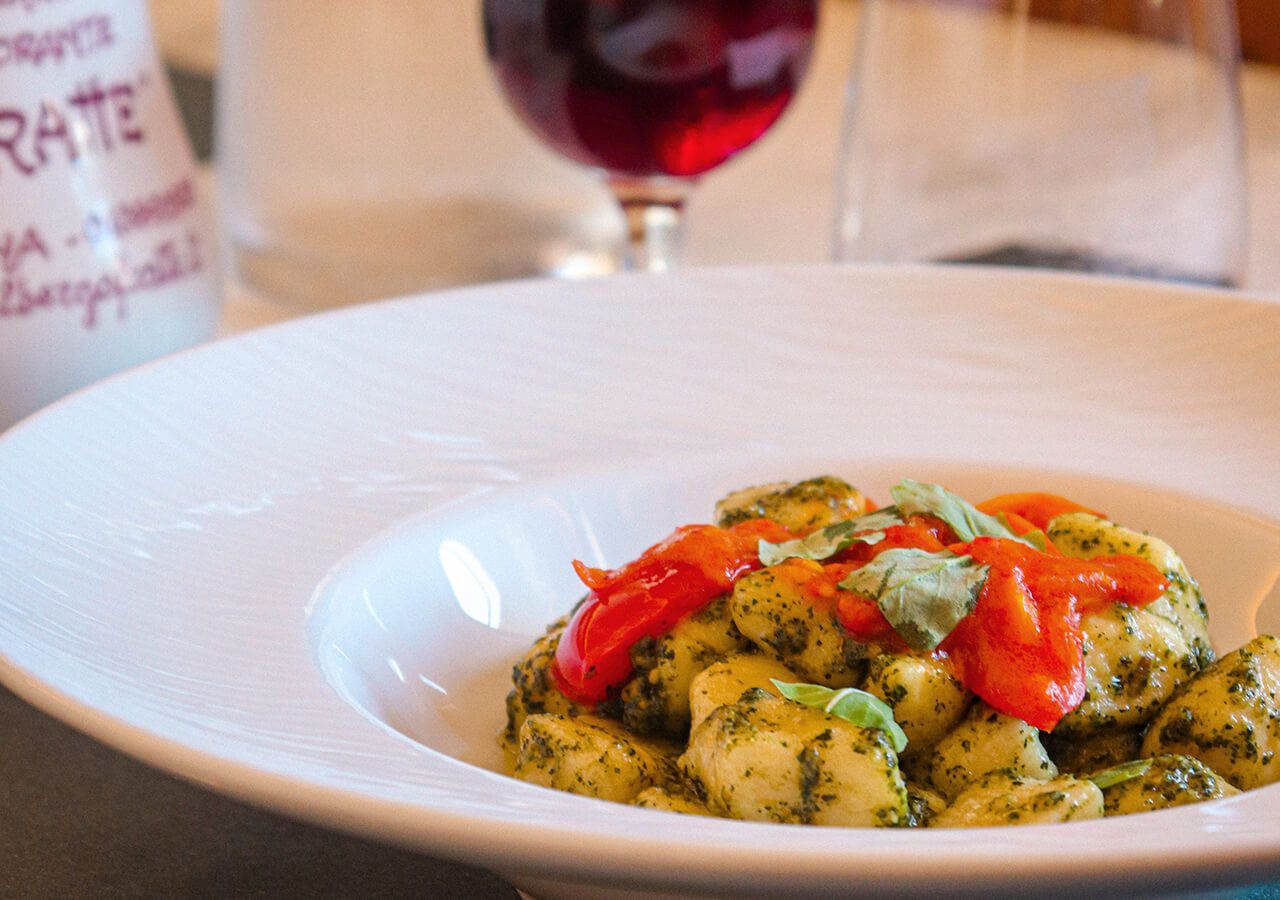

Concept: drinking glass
[[217, 1, 624, 311], [834, 0, 1247, 287], [482, 0, 821, 272]]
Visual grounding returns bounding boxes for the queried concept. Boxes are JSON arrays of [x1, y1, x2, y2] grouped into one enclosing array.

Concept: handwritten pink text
[[0, 73, 146, 178], [1, 229, 206, 328], [77, 175, 196, 245], [0, 12, 112, 69]]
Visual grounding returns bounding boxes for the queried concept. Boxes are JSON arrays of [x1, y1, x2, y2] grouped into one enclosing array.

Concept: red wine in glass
[[482, 0, 819, 270]]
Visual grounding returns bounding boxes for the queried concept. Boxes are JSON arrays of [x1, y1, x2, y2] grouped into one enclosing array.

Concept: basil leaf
[[757, 507, 906, 566], [850, 506, 907, 532], [838, 547, 987, 651], [770, 679, 908, 753], [758, 520, 880, 566], [757, 509, 911, 565], [1089, 758, 1153, 790], [891, 480, 1037, 548]]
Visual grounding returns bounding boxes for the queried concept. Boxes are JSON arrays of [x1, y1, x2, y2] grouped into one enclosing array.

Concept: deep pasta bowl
[[0, 265, 1278, 899]]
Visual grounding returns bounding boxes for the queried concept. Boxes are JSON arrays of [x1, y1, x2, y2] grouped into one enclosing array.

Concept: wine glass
[[482, 0, 820, 272]]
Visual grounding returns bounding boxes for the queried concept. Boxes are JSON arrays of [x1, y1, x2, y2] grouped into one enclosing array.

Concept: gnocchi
[[502, 476, 1272, 828]]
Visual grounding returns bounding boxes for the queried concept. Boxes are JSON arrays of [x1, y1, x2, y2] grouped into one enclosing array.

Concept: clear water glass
[[834, 0, 1247, 287], [217, 0, 623, 310]]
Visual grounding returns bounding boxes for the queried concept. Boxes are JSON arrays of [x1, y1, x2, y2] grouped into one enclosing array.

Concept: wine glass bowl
[[482, 0, 820, 271]]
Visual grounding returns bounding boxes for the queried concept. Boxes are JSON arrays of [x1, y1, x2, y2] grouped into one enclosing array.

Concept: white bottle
[[0, 0, 222, 430]]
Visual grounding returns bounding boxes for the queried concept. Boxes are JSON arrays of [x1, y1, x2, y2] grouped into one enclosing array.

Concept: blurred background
[[146, 0, 1280, 318], [146, 0, 1278, 165]]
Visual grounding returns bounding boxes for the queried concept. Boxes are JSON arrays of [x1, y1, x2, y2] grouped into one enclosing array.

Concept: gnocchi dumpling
[[503, 619, 591, 747], [730, 561, 874, 686], [632, 785, 715, 816], [1100, 754, 1239, 817], [620, 596, 749, 738], [714, 475, 871, 534], [863, 652, 972, 753], [1048, 513, 1213, 668], [1054, 603, 1199, 736], [514, 713, 677, 803], [931, 771, 1103, 828], [687, 650, 801, 733], [924, 703, 1057, 800], [1141, 635, 1280, 790], [681, 688, 908, 827]]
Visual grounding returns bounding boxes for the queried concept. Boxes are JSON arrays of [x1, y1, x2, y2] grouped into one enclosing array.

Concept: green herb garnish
[[891, 479, 1038, 549], [757, 507, 905, 566], [770, 679, 908, 753], [761, 481, 1052, 659], [1089, 758, 1153, 790], [759, 520, 871, 566], [838, 547, 987, 651]]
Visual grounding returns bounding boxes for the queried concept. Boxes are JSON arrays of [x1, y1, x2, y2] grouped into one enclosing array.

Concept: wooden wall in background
[[1237, 0, 1280, 64], [1027, 0, 1279, 64]]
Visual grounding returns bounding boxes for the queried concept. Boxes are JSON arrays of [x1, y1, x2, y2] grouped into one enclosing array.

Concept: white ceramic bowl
[[0, 265, 1277, 899]]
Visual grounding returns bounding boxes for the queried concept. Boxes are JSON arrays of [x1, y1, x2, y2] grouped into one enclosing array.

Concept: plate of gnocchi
[[0, 264, 1277, 899]]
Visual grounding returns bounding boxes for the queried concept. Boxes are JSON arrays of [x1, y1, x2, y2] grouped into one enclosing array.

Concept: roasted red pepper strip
[[552, 519, 791, 703], [836, 519, 953, 565], [940, 536, 1168, 730], [996, 510, 1051, 544], [941, 557, 1087, 731], [976, 492, 1101, 531]]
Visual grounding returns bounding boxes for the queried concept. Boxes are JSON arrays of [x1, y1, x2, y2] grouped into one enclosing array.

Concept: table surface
[[7, 3, 1280, 897]]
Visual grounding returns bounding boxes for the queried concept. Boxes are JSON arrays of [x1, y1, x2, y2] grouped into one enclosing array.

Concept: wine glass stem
[[612, 180, 692, 273]]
